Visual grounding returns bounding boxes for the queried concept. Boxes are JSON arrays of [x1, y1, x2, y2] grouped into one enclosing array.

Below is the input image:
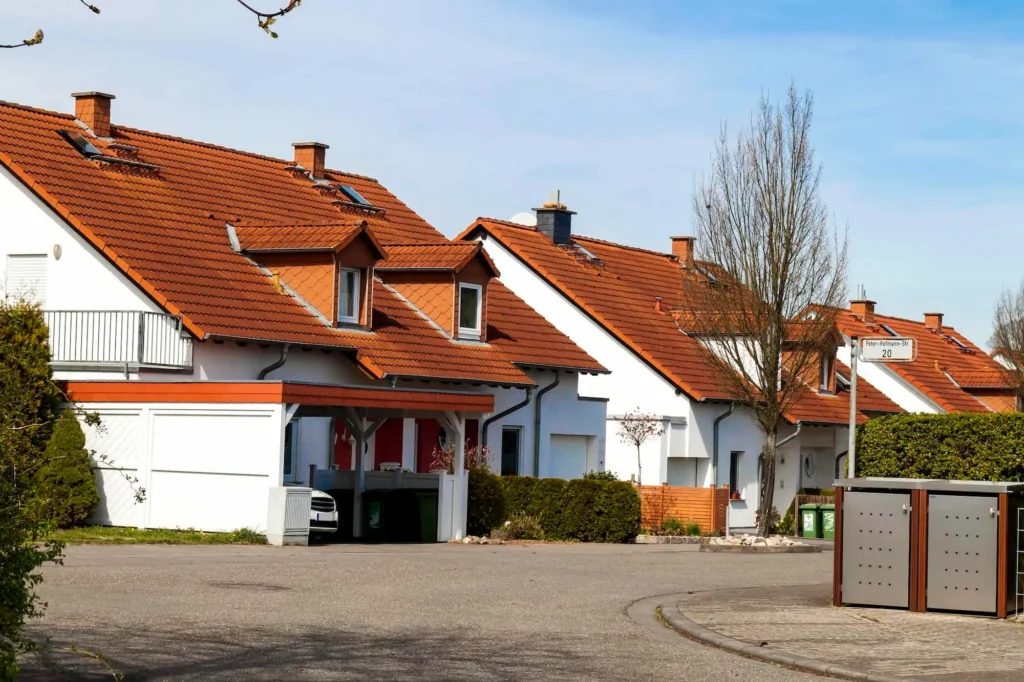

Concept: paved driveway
[[22, 543, 833, 681]]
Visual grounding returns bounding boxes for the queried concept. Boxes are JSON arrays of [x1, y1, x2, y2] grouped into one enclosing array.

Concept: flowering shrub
[[429, 440, 491, 474]]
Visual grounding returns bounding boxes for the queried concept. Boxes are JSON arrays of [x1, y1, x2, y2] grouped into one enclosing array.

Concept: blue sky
[[4, 1, 1023, 345]]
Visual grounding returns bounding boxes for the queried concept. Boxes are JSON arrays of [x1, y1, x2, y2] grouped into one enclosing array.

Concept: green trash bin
[[799, 504, 821, 539], [820, 503, 835, 540], [416, 490, 438, 543], [363, 490, 387, 542]]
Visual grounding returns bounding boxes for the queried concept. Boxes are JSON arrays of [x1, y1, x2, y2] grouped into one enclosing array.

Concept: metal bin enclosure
[[841, 491, 912, 608], [926, 494, 998, 613], [834, 478, 1024, 618]]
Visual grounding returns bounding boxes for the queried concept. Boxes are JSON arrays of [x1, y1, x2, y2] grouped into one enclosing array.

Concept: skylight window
[[59, 129, 101, 158], [879, 323, 900, 337], [338, 185, 371, 206], [948, 335, 969, 350]]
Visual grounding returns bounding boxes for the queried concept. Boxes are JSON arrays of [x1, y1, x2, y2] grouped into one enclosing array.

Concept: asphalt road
[[21, 542, 834, 681]]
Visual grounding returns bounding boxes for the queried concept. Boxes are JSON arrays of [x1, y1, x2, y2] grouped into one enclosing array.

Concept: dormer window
[[458, 283, 482, 339], [338, 268, 361, 324]]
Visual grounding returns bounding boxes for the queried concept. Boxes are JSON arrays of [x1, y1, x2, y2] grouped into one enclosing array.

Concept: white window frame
[[337, 267, 361, 325], [457, 282, 482, 338]]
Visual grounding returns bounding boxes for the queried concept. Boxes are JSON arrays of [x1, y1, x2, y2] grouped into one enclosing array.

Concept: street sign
[[859, 337, 917, 363]]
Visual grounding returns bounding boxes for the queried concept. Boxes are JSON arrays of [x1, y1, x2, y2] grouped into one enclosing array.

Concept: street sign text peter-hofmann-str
[[859, 337, 917, 363]]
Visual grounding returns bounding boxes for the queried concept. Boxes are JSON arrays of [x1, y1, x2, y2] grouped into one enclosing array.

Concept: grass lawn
[[51, 526, 266, 545]]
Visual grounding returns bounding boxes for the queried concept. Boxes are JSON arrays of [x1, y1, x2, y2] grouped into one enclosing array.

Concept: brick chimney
[[533, 190, 575, 245], [924, 312, 943, 334], [671, 236, 694, 265], [850, 299, 876, 325], [292, 142, 328, 179], [72, 91, 114, 138]]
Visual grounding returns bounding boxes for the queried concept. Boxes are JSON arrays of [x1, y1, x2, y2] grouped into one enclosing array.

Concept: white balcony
[[43, 310, 193, 373]]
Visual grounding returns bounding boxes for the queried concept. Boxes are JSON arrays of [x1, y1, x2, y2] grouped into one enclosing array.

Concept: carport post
[[343, 408, 387, 539]]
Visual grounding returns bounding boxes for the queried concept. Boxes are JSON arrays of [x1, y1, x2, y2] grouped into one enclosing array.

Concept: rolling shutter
[[5, 254, 47, 305]]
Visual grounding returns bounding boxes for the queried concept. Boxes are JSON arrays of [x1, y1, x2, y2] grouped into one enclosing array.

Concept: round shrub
[[467, 468, 505, 536], [35, 409, 99, 528]]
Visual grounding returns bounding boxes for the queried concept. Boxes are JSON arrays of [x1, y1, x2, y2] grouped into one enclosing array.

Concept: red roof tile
[[0, 99, 603, 384], [234, 220, 385, 256], [829, 308, 1014, 413], [460, 218, 737, 400], [378, 243, 497, 276]]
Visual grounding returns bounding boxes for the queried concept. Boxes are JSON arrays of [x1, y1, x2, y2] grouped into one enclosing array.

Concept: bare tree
[[616, 408, 663, 488], [991, 281, 1024, 393], [690, 85, 848, 537], [2, 0, 302, 49]]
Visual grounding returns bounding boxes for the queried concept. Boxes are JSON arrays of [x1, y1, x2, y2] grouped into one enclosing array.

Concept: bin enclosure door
[[842, 491, 912, 608], [926, 494, 998, 614]]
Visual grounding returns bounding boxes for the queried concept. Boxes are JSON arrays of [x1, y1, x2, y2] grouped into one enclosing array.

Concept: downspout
[[257, 343, 290, 380], [776, 422, 803, 489], [711, 402, 735, 487], [532, 372, 560, 477], [481, 386, 534, 449]]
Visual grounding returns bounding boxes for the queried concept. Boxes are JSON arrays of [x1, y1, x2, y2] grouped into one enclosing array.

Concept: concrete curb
[[699, 544, 821, 554], [658, 601, 919, 682]]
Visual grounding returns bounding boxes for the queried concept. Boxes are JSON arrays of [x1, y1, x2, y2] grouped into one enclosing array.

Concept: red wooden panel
[[373, 418, 404, 470], [416, 418, 441, 473]]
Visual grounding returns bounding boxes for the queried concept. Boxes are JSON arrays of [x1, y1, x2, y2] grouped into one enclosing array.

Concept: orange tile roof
[[830, 307, 1015, 413], [377, 242, 499, 276], [460, 218, 737, 400], [784, 361, 902, 426], [461, 218, 894, 418], [234, 220, 385, 256], [0, 99, 603, 385]]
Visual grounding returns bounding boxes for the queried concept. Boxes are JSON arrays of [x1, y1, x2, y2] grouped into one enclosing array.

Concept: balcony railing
[[43, 311, 193, 371]]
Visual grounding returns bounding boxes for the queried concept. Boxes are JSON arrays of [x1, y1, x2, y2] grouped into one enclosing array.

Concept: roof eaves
[[464, 221, 708, 401], [0, 152, 209, 340]]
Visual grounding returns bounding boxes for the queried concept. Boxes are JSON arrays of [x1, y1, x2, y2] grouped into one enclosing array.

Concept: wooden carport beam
[[342, 407, 388, 538]]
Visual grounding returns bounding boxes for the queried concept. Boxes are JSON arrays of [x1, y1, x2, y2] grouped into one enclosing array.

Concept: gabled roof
[[377, 242, 498, 276], [784, 361, 902, 426], [0, 98, 603, 385], [233, 220, 387, 258], [459, 218, 736, 401], [829, 307, 1014, 413]]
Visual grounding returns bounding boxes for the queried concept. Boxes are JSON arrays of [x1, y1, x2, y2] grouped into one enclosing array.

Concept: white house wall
[[0, 167, 159, 313], [836, 343, 940, 414], [80, 401, 285, 533]]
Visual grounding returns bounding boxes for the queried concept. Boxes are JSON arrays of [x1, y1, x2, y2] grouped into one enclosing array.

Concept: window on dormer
[[820, 354, 831, 392], [458, 283, 482, 339], [338, 268, 361, 324]]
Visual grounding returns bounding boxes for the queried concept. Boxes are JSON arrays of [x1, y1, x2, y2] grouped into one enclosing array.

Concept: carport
[[64, 381, 495, 540]]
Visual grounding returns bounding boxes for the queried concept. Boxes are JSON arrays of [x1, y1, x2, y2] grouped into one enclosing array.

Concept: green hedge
[[857, 413, 1024, 481], [466, 469, 505, 537], [499, 476, 640, 543]]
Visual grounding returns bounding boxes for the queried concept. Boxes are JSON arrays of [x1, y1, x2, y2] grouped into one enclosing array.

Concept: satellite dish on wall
[[509, 212, 537, 226]]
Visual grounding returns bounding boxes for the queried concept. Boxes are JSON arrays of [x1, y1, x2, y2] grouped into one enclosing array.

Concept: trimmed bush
[[35, 409, 100, 528], [857, 413, 1024, 481], [501, 476, 640, 543], [467, 468, 505, 536], [501, 476, 538, 518], [583, 470, 617, 481]]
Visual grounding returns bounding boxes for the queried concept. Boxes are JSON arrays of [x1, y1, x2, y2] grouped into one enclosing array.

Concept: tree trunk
[[757, 431, 778, 537], [636, 445, 643, 488]]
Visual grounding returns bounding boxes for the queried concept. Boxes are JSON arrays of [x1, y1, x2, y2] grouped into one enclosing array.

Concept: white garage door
[[148, 410, 278, 532], [548, 434, 589, 480]]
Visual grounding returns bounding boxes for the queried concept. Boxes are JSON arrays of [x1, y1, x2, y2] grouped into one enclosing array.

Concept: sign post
[[847, 336, 917, 478]]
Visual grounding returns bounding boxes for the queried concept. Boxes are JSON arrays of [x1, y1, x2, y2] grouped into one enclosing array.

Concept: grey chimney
[[533, 189, 576, 245]]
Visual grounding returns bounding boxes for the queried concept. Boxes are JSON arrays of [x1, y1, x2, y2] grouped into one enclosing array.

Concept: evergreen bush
[[466, 468, 505, 536], [0, 301, 63, 679], [857, 413, 1024, 481], [499, 476, 640, 543], [35, 409, 100, 528]]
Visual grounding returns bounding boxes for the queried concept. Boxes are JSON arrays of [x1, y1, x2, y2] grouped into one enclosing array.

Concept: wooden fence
[[638, 484, 730, 534]]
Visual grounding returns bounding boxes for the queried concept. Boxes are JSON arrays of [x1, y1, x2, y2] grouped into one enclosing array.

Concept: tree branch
[[235, 0, 302, 37]]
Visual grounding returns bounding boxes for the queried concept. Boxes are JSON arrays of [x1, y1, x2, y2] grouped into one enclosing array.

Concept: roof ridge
[[571, 234, 678, 260], [387, 242, 475, 248], [477, 216, 536, 229], [0, 100, 76, 121]]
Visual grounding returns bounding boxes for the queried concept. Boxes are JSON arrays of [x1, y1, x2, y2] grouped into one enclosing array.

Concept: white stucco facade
[[474, 232, 850, 527]]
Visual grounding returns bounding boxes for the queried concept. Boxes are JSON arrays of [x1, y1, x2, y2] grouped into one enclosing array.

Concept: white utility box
[[266, 486, 312, 546]]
